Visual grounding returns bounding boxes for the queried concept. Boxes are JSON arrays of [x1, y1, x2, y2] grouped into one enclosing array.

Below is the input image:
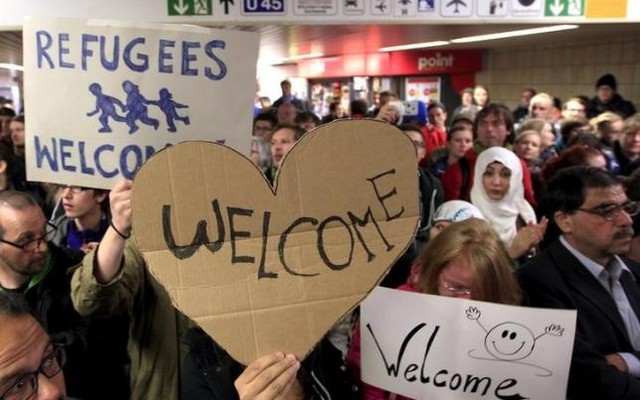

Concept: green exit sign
[[168, 0, 212, 16]]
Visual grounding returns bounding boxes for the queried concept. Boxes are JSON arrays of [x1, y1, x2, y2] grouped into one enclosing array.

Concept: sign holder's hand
[[95, 179, 133, 284], [234, 352, 302, 400]]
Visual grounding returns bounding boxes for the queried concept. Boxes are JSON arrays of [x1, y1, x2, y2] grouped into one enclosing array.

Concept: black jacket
[[519, 240, 640, 400], [588, 93, 637, 119], [181, 327, 358, 399], [9, 244, 130, 399]]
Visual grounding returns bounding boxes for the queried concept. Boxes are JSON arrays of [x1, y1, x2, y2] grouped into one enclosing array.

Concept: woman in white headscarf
[[471, 147, 547, 260]]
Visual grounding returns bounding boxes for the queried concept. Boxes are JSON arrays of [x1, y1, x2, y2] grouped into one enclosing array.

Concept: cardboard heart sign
[[131, 119, 420, 364]]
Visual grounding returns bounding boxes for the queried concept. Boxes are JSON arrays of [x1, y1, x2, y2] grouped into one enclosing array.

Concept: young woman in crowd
[[613, 114, 640, 176], [347, 218, 521, 399], [470, 147, 547, 260], [517, 118, 556, 162], [428, 123, 474, 178]]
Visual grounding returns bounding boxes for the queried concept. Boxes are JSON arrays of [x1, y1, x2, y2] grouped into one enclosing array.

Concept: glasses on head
[[577, 201, 640, 221], [0, 222, 57, 252], [0, 344, 66, 400], [62, 185, 87, 194], [440, 278, 472, 296]]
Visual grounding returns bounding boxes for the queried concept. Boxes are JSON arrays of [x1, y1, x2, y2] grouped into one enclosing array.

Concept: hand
[[110, 180, 133, 237], [605, 353, 629, 373], [81, 242, 99, 253], [466, 306, 481, 320], [544, 324, 564, 337], [509, 217, 548, 259], [234, 353, 302, 400], [376, 104, 400, 124]]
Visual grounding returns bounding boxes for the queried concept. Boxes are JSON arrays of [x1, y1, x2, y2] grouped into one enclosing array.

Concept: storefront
[[297, 49, 483, 117]]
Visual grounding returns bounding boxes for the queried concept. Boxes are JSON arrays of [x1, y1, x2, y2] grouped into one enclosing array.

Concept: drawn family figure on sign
[[87, 82, 191, 134], [86, 83, 127, 133], [465, 306, 564, 377], [153, 89, 191, 132], [122, 80, 160, 134]]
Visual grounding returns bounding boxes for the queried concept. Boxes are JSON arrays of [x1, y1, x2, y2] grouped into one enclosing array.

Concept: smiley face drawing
[[485, 322, 536, 361], [465, 306, 564, 376]]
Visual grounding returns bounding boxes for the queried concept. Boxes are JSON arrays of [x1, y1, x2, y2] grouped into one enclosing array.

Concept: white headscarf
[[470, 147, 537, 246], [433, 200, 486, 223]]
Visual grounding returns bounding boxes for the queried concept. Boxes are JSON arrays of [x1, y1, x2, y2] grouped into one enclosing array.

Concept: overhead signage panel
[[2, 0, 638, 27]]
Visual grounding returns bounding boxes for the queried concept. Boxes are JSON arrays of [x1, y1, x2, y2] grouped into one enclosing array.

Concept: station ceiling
[[1, 22, 638, 73]]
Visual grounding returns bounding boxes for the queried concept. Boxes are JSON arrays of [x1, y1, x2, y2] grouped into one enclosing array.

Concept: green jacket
[[71, 239, 194, 400]]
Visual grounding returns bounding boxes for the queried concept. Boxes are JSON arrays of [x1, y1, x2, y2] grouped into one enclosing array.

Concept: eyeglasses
[[62, 185, 87, 194], [440, 278, 472, 296], [0, 222, 57, 252], [0, 344, 66, 400], [577, 201, 640, 221]]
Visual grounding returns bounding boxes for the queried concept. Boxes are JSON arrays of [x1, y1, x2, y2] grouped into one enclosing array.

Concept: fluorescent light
[[379, 41, 450, 52], [278, 52, 325, 63], [0, 63, 23, 71], [450, 25, 578, 44]]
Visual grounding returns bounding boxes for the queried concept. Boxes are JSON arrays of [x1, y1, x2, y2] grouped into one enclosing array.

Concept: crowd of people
[[2, 72, 640, 400]]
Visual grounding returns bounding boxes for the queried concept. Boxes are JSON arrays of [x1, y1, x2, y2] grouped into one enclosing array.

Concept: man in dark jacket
[[588, 73, 637, 119], [519, 166, 640, 399], [0, 190, 128, 399]]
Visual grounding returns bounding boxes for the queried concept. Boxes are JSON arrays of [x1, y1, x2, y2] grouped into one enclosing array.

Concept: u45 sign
[[242, 0, 285, 14]]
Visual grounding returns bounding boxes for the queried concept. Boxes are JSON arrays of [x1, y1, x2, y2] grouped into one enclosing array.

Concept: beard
[[0, 252, 48, 282]]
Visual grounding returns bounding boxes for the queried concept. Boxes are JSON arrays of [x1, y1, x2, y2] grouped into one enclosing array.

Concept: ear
[[95, 191, 108, 204], [554, 210, 573, 234]]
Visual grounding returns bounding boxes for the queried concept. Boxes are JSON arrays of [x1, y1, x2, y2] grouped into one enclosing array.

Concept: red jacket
[[419, 124, 447, 167], [440, 147, 536, 207]]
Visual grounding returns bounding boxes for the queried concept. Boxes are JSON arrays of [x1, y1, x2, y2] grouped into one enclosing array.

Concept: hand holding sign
[[131, 119, 420, 364]]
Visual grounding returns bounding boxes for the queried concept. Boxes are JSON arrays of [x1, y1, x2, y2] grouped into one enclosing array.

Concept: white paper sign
[[24, 17, 259, 189], [361, 287, 577, 400]]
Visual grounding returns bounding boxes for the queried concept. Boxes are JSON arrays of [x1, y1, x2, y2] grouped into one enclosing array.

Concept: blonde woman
[[347, 218, 521, 400]]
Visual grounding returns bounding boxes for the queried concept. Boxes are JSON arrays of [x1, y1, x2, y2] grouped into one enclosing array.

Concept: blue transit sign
[[242, 0, 285, 14]]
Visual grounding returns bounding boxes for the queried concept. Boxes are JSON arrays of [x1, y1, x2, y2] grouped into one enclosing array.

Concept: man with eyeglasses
[[0, 292, 66, 400], [519, 166, 640, 399], [0, 190, 127, 399]]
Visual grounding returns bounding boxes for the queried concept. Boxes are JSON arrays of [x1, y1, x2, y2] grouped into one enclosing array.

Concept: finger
[[236, 352, 284, 387], [236, 354, 297, 400], [255, 355, 300, 400]]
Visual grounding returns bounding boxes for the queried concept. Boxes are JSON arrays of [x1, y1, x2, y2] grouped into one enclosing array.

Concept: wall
[[478, 34, 640, 111]]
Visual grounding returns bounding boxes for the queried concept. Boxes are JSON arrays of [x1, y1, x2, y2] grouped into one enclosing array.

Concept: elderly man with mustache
[[519, 166, 640, 400]]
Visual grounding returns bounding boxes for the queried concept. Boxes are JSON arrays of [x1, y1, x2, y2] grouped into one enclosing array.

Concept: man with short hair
[[440, 103, 536, 205], [519, 166, 640, 399], [0, 292, 67, 400], [0, 191, 127, 399], [513, 87, 536, 122], [562, 97, 588, 120], [528, 92, 554, 121], [276, 102, 298, 125], [265, 123, 304, 184], [272, 79, 308, 112]]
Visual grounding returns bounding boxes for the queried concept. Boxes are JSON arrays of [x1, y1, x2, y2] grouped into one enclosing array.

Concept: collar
[[559, 236, 631, 283], [0, 252, 53, 293]]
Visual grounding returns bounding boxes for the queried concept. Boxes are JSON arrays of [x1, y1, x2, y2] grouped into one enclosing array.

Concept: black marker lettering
[[317, 216, 353, 271], [278, 217, 320, 277], [257, 211, 277, 279], [348, 207, 394, 262], [367, 169, 405, 221], [227, 207, 255, 264], [365, 322, 426, 378]]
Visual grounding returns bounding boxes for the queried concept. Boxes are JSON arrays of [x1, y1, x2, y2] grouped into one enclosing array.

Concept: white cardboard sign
[[361, 287, 577, 400], [23, 17, 259, 189]]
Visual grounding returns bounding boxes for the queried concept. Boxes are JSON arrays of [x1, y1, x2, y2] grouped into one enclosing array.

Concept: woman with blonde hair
[[347, 218, 521, 400], [417, 218, 521, 305]]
